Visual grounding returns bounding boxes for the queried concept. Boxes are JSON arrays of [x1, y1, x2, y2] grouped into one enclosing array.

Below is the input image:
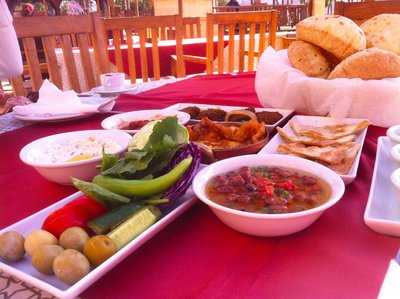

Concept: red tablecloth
[[0, 72, 398, 299], [108, 38, 216, 78]]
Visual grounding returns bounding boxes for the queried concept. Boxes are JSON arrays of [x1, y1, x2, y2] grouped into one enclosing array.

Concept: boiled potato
[[59, 227, 89, 252], [24, 230, 57, 256], [53, 249, 90, 285], [83, 235, 117, 266], [0, 231, 25, 262], [32, 245, 63, 275]]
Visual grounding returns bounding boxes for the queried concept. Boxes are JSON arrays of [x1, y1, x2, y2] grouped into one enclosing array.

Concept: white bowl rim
[[387, 125, 400, 143], [101, 109, 191, 131], [193, 154, 345, 219], [391, 168, 400, 191], [19, 130, 131, 168], [391, 144, 400, 163]]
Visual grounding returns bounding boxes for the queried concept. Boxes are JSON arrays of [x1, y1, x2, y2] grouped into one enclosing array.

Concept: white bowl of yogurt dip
[[19, 130, 131, 185]]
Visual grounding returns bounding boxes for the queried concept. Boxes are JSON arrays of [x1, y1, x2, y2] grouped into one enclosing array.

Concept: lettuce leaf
[[100, 117, 189, 179]]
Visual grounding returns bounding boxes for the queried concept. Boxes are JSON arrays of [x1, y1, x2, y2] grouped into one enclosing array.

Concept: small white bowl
[[192, 154, 345, 237], [387, 125, 400, 143], [391, 168, 400, 192], [101, 110, 190, 134], [20, 130, 131, 185], [391, 144, 400, 163]]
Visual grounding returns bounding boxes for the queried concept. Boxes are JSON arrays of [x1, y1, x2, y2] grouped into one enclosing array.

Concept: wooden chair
[[206, 10, 278, 74], [102, 15, 185, 83], [335, 0, 400, 24], [10, 14, 109, 95], [173, 11, 278, 75]]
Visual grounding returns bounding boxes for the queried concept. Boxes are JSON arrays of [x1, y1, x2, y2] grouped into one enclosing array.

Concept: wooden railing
[[213, 3, 309, 28], [334, 0, 400, 24]]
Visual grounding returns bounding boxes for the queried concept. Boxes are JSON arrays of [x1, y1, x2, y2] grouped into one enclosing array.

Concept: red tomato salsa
[[206, 166, 331, 214]]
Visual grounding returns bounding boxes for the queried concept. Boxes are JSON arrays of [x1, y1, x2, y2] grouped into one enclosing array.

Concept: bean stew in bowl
[[193, 154, 345, 237], [206, 166, 331, 214]]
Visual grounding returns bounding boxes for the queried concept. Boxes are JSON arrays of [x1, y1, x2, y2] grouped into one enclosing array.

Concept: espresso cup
[[100, 73, 125, 90]]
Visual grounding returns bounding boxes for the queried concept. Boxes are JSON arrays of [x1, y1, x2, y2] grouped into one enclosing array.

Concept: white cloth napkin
[[255, 47, 400, 127], [378, 260, 400, 299], [13, 80, 100, 116]]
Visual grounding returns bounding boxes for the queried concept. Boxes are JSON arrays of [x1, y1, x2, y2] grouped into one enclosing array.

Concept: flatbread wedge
[[290, 120, 369, 140], [277, 127, 356, 146], [277, 142, 358, 165], [325, 143, 361, 174]]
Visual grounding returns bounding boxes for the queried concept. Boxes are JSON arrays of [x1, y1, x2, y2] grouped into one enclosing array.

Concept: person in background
[[226, 0, 240, 7], [0, 0, 23, 80]]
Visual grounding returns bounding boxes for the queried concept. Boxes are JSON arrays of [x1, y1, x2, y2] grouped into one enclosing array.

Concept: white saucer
[[92, 84, 137, 95]]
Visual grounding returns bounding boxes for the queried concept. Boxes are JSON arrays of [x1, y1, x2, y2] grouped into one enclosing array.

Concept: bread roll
[[361, 14, 400, 55], [288, 41, 331, 78], [328, 48, 400, 80], [296, 15, 366, 61]]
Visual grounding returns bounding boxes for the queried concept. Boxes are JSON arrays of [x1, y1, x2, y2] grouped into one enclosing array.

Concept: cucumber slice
[[88, 203, 143, 235], [107, 206, 161, 249]]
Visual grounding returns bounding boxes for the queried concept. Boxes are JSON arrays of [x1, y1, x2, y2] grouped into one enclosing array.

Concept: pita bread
[[290, 120, 369, 140], [277, 142, 356, 165], [277, 127, 355, 146]]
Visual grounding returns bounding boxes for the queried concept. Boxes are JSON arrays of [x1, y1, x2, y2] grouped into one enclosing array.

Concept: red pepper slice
[[42, 195, 107, 238], [276, 180, 295, 191]]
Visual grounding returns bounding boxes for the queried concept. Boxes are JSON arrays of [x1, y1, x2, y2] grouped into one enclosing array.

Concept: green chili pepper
[[93, 157, 192, 197]]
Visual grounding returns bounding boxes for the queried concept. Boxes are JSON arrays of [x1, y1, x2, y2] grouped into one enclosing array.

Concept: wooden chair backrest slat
[[11, 14, 109, 95], [60, 34, 81, 92], [10, 77, 26, 97], [138, 28, 149, 82], [77, 33, 96, 89], [22, 38, 43, 90], [217, 24, 225, 74], [247, 23, 256, 71], [102, 15, 185, 83], [112, 30, 124, 72], [151, 27, 161, 80], [205, 10, 278, 74], [42, 36, 62, 89], [183, 17, 202, 38], [228, 24, 235, 73], [125, 29, 137, 82], [238, 23, 246, 73], [258, 22, 267, 55]]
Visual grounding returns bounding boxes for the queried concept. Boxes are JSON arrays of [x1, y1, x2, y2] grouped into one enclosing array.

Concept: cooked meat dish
[[198, 108, 227, 121], [180, 106, 283, 125], [187, 117, 266, 149], [180, 106, 200, 119], [255, 111, 283, 124]]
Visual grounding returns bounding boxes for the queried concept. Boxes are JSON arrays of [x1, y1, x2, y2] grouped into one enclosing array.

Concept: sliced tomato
[[42, 195, 107, 238]]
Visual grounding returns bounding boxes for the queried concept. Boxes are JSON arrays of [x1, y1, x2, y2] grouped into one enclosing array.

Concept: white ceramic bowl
[[387, 125, 400, 143], [19, 130, 131, 185], [391, 144, 400, 163], [391, 168, 400, 192], [101, 110, 190, 134], [193, 154, 345, 237]]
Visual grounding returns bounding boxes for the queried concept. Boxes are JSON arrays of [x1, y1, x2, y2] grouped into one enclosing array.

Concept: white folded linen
[[378, 260, 400, 299], [13, 80, 100, 116], [255, 47, 400, 127]]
